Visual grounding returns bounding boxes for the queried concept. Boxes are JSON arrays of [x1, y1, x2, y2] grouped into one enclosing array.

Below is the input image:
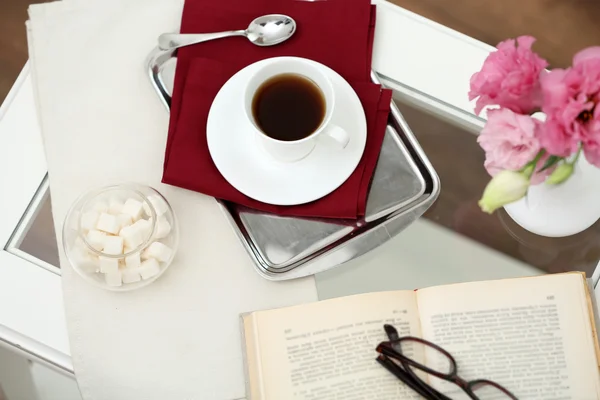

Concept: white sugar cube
[[122, 198, 144, 221], [108, 197, 123, 215], [142, 201, 152, 217], [72, 247, 99, 273], [133, 219, 153, 239], [122, 268, 141, 283], [117, 213, 133, 229], [105, 271, 122, 287], [103, 236, 124, 255], [99, 257, 119, 274], [96, 213, 120, 234], [92, 200, 109, 213], [152, 195, 169, 216], [86, 229, 106, 251], [71, 236, 95, 255], [142, 242, 172, 263], [139, 258, 161, 280], [143, 194, 169, 217], [125, 252, 141, 268], [119, 225, 145, 249], [80, 211, 99, 232], [74, 236, 87, 250], [155, 216, 171, 239]]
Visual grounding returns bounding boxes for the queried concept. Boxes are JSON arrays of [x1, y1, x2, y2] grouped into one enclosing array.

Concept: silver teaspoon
[[158, 14, 296, 52]]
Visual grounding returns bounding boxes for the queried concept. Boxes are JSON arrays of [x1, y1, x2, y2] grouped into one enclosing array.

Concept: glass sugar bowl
[[62, 184, 179, 291]]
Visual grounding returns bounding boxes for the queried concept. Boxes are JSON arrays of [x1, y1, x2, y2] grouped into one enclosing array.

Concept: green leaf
[[538, 156, 562, 172]]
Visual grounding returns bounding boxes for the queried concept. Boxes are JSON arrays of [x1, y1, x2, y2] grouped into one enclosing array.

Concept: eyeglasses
[[375, 324, 518, 400]]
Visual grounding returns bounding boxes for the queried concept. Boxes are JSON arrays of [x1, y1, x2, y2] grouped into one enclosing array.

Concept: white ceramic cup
[[244, 57, 350, 163]]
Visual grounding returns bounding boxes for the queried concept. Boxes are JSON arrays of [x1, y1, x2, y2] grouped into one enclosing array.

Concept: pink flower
[[538, 117, 580, 157], [540, 46, 600, 165], [574, 46, 600, 96], [469, 36, 548, 115], [478, 108, 550, 184]]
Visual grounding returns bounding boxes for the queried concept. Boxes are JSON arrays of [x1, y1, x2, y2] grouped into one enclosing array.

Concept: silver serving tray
[[147, 48, 440, 280]]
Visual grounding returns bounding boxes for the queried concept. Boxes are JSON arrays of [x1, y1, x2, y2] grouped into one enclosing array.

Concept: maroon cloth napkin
[[162, 0, 393, 219]]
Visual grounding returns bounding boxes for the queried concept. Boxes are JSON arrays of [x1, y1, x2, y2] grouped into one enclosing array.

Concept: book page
[[417, 273, 600, 400], [244, 291, 422, 400]]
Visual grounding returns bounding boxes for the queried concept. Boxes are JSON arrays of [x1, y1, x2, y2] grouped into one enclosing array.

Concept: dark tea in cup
[[251, 73, 326, 142]]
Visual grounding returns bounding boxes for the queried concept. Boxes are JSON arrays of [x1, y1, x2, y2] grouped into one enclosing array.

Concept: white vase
[[504, 157, 600, 237]]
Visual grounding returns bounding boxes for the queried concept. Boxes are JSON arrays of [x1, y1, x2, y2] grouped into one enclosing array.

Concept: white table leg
[[0, 345, 40, 400]]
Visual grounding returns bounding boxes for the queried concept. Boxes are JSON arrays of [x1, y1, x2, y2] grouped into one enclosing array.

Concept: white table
[[1, 0, 598, 396]]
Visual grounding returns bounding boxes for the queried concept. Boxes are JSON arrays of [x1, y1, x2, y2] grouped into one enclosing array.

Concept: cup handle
[[322, 124, 350, 148]]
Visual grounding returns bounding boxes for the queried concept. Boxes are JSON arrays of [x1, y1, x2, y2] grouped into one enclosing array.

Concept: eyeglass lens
[[470, 381, 514, 400], [391, 339, 514, 399], [393, 338, 453, 375]]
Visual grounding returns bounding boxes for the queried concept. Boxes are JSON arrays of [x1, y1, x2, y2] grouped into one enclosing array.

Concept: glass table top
[[14, 189, 60, 268], [317, 83, 600, 298], [8, 80, 600, 295]]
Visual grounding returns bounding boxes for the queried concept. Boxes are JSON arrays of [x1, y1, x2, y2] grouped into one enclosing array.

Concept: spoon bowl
[[158, 14, 296, 52], [246, 15, 296, 46]]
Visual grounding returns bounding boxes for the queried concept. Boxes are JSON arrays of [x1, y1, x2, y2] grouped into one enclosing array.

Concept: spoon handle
[[158, 30, 246, 51]]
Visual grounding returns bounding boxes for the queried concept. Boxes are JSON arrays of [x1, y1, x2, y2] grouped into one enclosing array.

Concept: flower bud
[[478, 170, 530, 214], [546, 163, 574, 185]]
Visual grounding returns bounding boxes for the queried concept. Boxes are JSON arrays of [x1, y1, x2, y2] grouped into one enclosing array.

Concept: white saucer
[[207, 57, 367, 206]]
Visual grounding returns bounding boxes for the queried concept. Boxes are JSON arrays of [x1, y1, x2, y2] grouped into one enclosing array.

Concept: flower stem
[[531, 149, 546, 165], [571, 147, 583, 164], [520, 149, 546, 178]]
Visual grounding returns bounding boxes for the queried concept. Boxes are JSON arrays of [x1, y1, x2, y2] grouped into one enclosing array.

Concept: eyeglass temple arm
[[377, 352, 453, 400], [400, 357, 453, 400], [384, 324, 400, 341], [377, 355, 442, 399]]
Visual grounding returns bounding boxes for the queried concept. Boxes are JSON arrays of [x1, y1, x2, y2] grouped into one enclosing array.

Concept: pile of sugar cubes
[[69, 192, 175, 288]]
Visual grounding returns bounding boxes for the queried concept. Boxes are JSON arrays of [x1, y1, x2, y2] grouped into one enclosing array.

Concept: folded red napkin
[[162, 0, 393, 219]]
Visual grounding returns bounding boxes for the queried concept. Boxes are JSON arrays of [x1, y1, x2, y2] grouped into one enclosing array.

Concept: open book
[[242, 272, 600, 399]]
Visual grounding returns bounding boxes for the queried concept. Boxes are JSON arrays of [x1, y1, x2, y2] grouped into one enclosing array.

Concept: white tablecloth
[[27, 1, 318, 399]]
